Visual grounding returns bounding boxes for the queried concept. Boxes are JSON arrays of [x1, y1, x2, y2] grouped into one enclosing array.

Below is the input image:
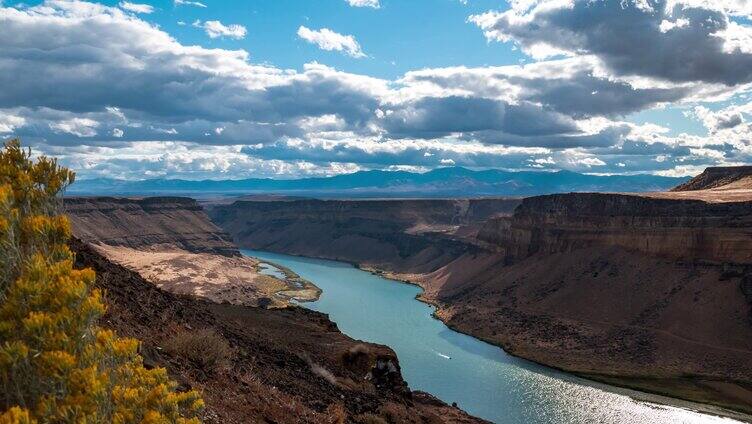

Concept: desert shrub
[[324, 403, 346, 424], [163, 328, 232, 373], [341, 343, 371, 365], [309, 362, 338, 385], [0, 139, 203, 423], [354, 413, 388, 424]]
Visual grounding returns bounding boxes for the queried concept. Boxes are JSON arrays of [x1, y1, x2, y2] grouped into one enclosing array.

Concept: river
[[243, 249, 744, 424]]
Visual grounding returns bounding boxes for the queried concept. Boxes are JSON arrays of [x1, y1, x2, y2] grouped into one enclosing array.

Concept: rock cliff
[[65, 196, 320, 307], [208, 198, 519, 273], [477, 193, 752, 264], [65, 196, 239, 256], [72, 238, 486, 424], [208, 186, 752, 417]]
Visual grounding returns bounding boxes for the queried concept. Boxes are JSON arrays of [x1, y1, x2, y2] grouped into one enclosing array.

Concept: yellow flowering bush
[[0, 139, 203, 423]]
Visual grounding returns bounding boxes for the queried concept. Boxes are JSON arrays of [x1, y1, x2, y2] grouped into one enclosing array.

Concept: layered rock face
[[478, 193, 752, 264], [72, 239, 485, 424], [672, 166, 752, 191], [65, 196, 320, 307], [208, 198, 520, 272], [208, 186, 752, 416], [429, 190, 752, 415], [65, 196, 239, 256]]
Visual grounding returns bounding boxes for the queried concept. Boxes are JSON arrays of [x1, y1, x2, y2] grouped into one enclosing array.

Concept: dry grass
[[354, 413, 388, 424], [164, 328, 233, 373]]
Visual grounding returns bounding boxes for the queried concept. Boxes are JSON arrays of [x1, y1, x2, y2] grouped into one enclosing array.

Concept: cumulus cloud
[[470, 0, 752, 85], [174, 0, 206, 8], [297, 26, 366, 58], [1, 0, 751, 179], [119, 2, 154, 14], [49, 118, 100, 137], [380, 96, 579, 139], [345, 0, 380, 8], [192, 19, 247, 39], [399, 58, 691, 118], [0, 113, 25, 133]]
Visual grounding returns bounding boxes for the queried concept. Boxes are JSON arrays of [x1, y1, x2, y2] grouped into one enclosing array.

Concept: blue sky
[[2, 0, 752, 180], [161, 0, 525, 78]]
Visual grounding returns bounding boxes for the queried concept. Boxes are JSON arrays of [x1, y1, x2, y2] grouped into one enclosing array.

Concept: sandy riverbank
[[92, 244, 320, 307]]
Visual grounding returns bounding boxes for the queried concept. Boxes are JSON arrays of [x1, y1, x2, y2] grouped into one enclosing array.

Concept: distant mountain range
[[67, 167, 688, 198]]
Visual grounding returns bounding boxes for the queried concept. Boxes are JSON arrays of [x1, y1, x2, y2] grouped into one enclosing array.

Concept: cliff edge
[[672, 166, 752, 192], [66, 196, 320, 307], [72, 238, 486, 424], [209, 189, 752, 418]]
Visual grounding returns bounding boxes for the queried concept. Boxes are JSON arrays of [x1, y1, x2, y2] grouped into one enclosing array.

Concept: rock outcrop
[[208, 198, 519, 273], [208, 186, 752, 417], [65, 196, 320, 307], [672, 166, 752, 191], [65, 196, 239, 256], [72, 238, 486, 424]]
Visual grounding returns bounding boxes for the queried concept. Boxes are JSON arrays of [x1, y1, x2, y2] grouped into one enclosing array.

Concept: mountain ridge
[[69, 167, 687, 198]]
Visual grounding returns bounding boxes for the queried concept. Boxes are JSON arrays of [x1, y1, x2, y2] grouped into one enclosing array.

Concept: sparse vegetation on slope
[[0, 139, 202, 423]]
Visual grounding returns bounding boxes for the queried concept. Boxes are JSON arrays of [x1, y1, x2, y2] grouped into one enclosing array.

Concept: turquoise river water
[[243, 249, 745, 424]]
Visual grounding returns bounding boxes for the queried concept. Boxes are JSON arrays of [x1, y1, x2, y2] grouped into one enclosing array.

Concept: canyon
[[66, 198, 485, 424], [64, 166, 752, 421], [65, 196, 320, 307], [207, 167, 752, 418]]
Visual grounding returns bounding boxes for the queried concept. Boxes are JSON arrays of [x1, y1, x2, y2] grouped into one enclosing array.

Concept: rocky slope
[[209, 184, 752, 417], [207, 198, 519, 273], [66, 196, 319, 307], [65, 196, 239, 255], [672, 166, 752, 191], [72, 238, 485, 424], [426, 193, 752, 415], [477, 193, 752, 264]]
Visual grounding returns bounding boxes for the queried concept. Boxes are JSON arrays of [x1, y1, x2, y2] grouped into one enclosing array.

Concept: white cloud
[[3, 0, 752, 179], [345, 0, 380, 8], [193, 19, 247, 39], [297, 26, 366, 58], [174, 0, 206, 7], [0, 113, 25, 133], [152, 126, 178, 134], [49, 118, 99, 137], [469, 0, 752, 85], [119, 2, 154, 14]]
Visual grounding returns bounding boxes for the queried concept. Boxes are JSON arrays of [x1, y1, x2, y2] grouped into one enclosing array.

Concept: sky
[[2, 0, 752, 180]]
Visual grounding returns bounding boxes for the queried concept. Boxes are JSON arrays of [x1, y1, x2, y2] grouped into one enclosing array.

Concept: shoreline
[[372, 267, 752, 423], [242, 247, 752, 423], [369, 267, 752, 423], [252, 259, 322, 304]]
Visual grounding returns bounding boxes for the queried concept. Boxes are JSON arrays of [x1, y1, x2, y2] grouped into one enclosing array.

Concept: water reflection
[[243, 249, 746, 424]]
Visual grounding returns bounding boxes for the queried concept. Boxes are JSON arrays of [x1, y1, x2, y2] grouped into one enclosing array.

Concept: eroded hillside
[[72, 238, 486, 424], [66, 196, 319, 307], [209, 180, 752, 418], [207, 198, 520, 273]]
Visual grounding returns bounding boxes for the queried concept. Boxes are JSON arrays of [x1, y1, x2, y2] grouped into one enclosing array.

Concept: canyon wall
[[65, 196, 239, 256], [428, 191, 752, 415], [65, 196, 319, 307], [208, 198, 520, 273], [477, 193, 752, 264], [209, 188, 752, 416]]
